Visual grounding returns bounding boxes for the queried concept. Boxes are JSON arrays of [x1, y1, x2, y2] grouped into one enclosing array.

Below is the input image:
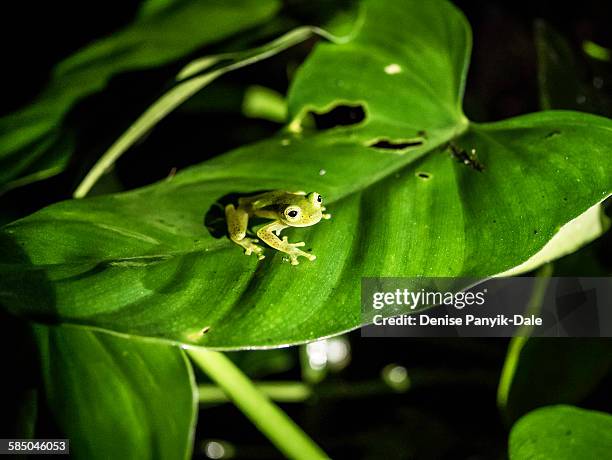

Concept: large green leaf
[[0, 0, 280, 192], [34, 325, 197, 460], [1, 0, 612, 349], [2, 114, 611, 348], [509, 405, 612, 459], [287, 0, 470, 140]]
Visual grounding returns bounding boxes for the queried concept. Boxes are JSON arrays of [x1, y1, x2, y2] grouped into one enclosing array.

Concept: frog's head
[[280, 192, 324, 227]]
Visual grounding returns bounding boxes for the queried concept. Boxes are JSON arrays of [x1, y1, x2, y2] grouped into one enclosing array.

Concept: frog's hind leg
[[225, 204, 265, 260]]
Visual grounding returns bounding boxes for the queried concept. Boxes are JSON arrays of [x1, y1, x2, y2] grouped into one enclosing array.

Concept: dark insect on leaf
[[449, 142, 485, 172]]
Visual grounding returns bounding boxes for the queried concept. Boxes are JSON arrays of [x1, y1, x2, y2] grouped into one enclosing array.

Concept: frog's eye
[[309, 192, 323, 205], [284, 206, 301, 220]]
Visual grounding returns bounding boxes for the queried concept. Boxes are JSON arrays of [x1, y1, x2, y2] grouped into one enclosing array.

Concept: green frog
[[225, 191, 331, 265]]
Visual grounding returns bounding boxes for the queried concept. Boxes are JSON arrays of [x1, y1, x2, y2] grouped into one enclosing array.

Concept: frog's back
[[238, 190, 303, 208]]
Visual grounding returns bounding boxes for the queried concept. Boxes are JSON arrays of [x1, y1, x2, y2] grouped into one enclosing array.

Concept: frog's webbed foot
[[281, 236, 316, 265], [238, 237, 265, 260], [257, 222, 316, 266]]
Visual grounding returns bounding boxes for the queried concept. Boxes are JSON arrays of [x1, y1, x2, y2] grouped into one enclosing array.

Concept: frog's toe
[[296, 251, 316, 264], [241, 238, 264, 257], [245, 248, 264, 257], [282, 236, 306, 248]]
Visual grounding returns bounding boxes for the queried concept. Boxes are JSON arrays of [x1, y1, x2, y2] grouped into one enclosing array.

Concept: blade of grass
[[187, 348, 328, 459]]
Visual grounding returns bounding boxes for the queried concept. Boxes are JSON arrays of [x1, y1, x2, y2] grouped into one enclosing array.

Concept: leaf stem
[[187, 348, 328, 460], [198, 382, 312, 404], [198, 368, 497, 405], [497, 263, 553, 419]]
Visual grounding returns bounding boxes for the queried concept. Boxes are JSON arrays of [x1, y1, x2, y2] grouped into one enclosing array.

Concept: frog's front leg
[[225, 204, 264, 260], [257, 221, 316, 266]]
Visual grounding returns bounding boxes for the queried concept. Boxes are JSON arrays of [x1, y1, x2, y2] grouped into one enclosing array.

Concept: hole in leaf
[[204, 203, 227, 239], [204, 190, 282, 239], [416, 172, 432, 180], [545, 130, 561, 139], [369, 139, 424, 150], [311, 104, 366, 130]]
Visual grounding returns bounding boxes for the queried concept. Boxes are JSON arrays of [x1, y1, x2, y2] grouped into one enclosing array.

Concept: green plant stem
[[497, 263, 553, 416], [198, 382, 312, 403], [198, 368, 497, 405], [187, 348, 328, 460]]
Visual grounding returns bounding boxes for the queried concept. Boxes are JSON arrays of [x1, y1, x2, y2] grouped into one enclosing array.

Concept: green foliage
[[0, 0, 281, 193], [287, 0, 470, 140], [498, 338, 612, 424], [497, 21, 612, 426], [2, 2, 612, 457], [582, 40, 611, 62], [509, 405, 612, 459], [1, 0, 612, 350], [74, 25, 343, 198], [34, 325, 197, 460], [188, 349, 327, 459]]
